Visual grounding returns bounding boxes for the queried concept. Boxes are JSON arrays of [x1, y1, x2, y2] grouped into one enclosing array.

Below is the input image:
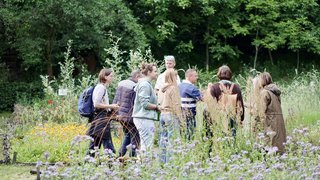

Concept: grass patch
[[0, 165, 35, 180]]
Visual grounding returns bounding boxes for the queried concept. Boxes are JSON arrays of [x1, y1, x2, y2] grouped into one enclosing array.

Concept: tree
[[126, 0, 245, 70], [277, 0, 320, 71], [0, 0, 147, 78], [245, 0, 286, 69]]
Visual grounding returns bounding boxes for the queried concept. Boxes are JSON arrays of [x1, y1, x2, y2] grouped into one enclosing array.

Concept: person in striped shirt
[[179, 69, 202, 140]]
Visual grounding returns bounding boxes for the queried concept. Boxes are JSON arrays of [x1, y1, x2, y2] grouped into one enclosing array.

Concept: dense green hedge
[[0, 82, 44, 112]]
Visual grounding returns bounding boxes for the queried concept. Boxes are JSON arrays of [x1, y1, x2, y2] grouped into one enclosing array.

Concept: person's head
[[164, 69, 178, 85], [217, 65, 232, 80], [185, 69, 198, 84], [164, 55, 176, 70], [141, 62, 158, 80], [259, 72, 273, 88], [130, 69, 142, 82], [98, 68, 113, 84]]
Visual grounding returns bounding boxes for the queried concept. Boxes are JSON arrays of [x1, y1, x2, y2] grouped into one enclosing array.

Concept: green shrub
[[0, 81, 44, 112]]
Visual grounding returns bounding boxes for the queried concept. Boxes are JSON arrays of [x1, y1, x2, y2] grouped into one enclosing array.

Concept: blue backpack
[[78, 86, 96, 118]]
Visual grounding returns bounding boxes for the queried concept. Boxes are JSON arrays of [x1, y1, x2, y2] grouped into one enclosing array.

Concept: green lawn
[[0, 165, 35, 180]]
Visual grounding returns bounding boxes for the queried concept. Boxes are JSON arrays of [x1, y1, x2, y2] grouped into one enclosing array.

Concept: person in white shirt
[[87, 68, 119, 157], [155, 55, 181, 93]]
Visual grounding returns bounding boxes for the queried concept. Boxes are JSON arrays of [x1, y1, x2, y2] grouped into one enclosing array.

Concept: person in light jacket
[[257, 72, 286, 154], [158, 69, 182, 163], [132, 63, 160, 153]]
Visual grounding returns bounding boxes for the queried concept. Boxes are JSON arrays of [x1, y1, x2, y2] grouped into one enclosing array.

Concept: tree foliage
[[0, 0, 319, 79], [0, 0, 147, 77]]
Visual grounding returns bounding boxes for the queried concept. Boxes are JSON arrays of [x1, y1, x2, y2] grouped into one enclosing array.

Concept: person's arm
[[138, 82, 160, 112], [234, 84, 245, 122], [112, 86, 121, 105], [191, 87, 203, 101], [93, 86, 119, 110], [176, 75, 181, 84], [154, 73, 163, 92], [260, 90, 271, 127]]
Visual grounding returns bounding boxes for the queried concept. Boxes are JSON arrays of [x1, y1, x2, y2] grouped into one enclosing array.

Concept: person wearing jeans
[[113, 70, 141, 157], [158, 69, 182, 163], [132, 63, 160, 153]]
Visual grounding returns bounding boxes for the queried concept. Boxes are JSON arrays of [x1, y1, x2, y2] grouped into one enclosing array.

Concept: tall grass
[[280, 69, 320, 130]]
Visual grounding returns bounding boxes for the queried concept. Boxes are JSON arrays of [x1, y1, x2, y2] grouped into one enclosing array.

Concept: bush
[[0, 81, 44, 112]]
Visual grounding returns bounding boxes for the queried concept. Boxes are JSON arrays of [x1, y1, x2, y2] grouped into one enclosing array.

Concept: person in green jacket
[[133, 63, 161, 153]]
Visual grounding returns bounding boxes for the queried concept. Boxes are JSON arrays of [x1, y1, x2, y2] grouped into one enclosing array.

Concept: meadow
[[0, 69, 318, 179], [0, 46, 319, 179]]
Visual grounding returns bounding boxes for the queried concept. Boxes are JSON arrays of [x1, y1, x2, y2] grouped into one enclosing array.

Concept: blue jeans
[[159, 113, 179, 163], [119, 122, 140, 157]]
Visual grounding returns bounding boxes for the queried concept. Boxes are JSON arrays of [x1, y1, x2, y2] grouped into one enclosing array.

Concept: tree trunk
[[253, 29, 259, 69], [206, 43, 209, 71], [268, 49, 274, 65], [296, 50, 300, 73], [46, 28, 54, 79], [205, 21, 209, 71], [254, 45, 259, 70]]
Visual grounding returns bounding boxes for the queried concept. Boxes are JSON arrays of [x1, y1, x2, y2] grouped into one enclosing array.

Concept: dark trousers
[[88, 110, 116, 157], [119, 122, 140, 157], [186, 115, 196, 141]]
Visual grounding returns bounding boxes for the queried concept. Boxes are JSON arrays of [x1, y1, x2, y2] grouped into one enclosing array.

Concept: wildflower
[[266, 146, 278, 155], [55, 161, 64, 167], [91, 173, 102, 180], [43, 152, 50, 160], [257, 133, 265, 140], [241, 150, 248, 155], [252, 173, 264, 180], [312, 172, 320, 179], [48, 100, 53, 105], [36, 160, 42, 167], [246, 140, 251, 145]]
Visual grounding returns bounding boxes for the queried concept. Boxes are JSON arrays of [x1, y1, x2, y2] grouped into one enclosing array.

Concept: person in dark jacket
[[113, 70, 141, 157], [179, 69, 202, 141], [208, 65, 244, 137]]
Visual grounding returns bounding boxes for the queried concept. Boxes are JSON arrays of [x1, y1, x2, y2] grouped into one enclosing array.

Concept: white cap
[[164, 55, 175, 62]]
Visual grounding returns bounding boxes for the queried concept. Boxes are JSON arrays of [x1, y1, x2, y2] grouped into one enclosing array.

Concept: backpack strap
[[219, 82, 234, 95]]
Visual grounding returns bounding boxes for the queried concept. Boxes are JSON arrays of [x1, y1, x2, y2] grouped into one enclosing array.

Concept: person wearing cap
[[155, 55, 181, 93]]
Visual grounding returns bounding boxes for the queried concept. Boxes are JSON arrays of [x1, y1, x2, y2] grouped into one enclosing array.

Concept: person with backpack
[[132, 63, 160, 153], [157, 69, 182, 163], [87, 68, 119, 156], [257, 72, 286, 154], [112, 70, 141, 157], [179, 69, 202, 141], [207, 65, 244, 137]]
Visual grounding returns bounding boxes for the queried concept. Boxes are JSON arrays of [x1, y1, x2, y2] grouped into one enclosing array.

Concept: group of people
[[86, 55, 287, 163]]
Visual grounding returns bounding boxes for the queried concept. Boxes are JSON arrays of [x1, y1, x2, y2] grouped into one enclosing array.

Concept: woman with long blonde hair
[[158, 69, 182, 163]]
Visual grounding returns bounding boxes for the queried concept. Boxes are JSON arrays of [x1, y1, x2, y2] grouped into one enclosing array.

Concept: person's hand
[[109, 104, 120, 110], [155, 105, 163, 112]]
